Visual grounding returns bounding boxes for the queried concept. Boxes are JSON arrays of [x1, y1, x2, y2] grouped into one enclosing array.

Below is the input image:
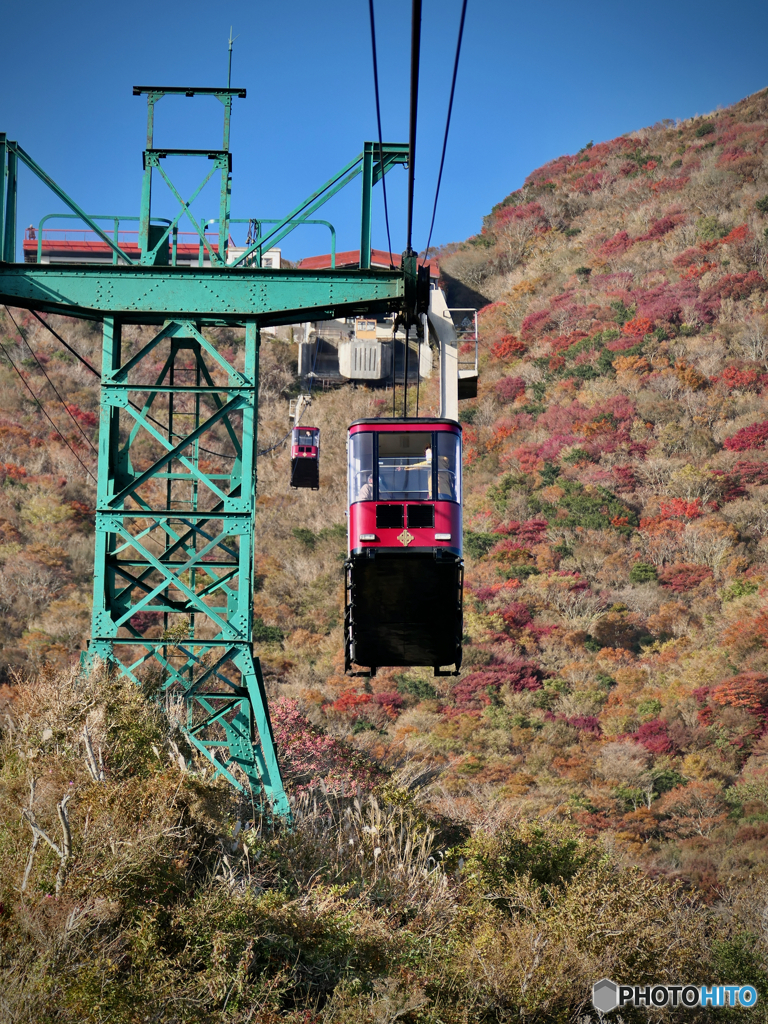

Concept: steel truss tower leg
[[88, 317, 289, 815]]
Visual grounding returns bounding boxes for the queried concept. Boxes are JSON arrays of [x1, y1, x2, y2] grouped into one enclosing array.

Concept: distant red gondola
[[345, 418, 463, 675], [290, 426, 320, 489]]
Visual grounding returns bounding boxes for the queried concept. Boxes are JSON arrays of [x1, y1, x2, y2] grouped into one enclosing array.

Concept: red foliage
[[567, 715, 602, 735], [501, 601, 533, 630], [452, 660, 544, 708], [599, 231, 632, 258], [659, 498, 704, 520], [332, 691, 373, 718], [272, 698, 383, 793], [730, 461, 768, 485], [573, 171, 606, 195], [637, 215, 685, 242], [722, 610, 768, 654], [714, 365, 764, 392], [622, 315, 655, 337], [65, 405, 97, 429], [495, 376, 526, 402], [129, 610, 161, 633], [650, 176, 690, 194], [520, 309, 554, 341], [723, 420, 768, 452], [0, 462, 28, 482], [681, 261, 718, 280], [493, 519, 549, 543], [69, 500, 94, 523], [491, 334, 527, 360], [612, 465, 637, 492], [721, 224, 750, 245], [710, 673, 768, 713], [673, 247, 706, 268], [635, 719, 675, 755], [704, 271, 767, 302], [372, 692, 405, 718], [658, 563, 714, 592], [635, 279, 717, 325]]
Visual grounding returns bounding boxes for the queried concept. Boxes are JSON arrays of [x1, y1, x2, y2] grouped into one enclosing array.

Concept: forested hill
[[2, 88, 768, 1020]]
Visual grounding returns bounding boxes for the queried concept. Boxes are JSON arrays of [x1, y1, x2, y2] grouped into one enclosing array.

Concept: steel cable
[[368, 0, 395, 268], [0, 321, 96, 482], [5, 306, 98, 455], [422, 0, 468, 265], [406, 0, 422, 254]]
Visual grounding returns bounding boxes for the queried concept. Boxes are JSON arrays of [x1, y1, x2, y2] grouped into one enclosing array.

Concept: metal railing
[[449, 307, 478, 372], [28, 214, 337, 269]]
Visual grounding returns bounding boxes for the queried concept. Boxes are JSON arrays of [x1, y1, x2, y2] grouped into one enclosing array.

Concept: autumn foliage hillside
[[4, 87, 768, 1019]]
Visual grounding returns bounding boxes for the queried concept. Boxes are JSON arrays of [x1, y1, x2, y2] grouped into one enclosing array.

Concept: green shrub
[[756, 195, 768, 215], [464, 531, 496, 559], [539, 461, 561, 485], [630, 562, 658, 584], [721, 578, 759, 602], [697, 216, 728, 241], [637, 698, 662, 720], [291, 526, 317, 550], [396, 674, 438, 700], [460, 821, 599, 897], [571, 363, 600, 380], [501, 564, 540, 580], [695, 121, 716, 137], [318, 522, 346, 544], [530, 480, 638, 534], [711, 933, 768, 1002], [253, 617, 284, 643]]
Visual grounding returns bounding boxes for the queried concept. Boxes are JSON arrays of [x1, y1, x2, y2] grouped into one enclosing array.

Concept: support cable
[[29, 309, 238, 461], [29, 310, 100, 377], [422, 0, 468, 264], [368, 0, 395, 268], [258, 329, 321, 458], [5, 307, 98, 455], [0, 326, 96, 483], [25, 308, 315, 462], [406, 0, 422, 255]]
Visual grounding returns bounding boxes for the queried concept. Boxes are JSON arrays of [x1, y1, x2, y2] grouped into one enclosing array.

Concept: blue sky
[[2, 0, 767, 262]]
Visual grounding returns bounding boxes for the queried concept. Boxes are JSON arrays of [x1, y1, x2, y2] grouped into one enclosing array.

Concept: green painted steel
[[0, 263, 404, 325], [88, 316, 289, 812], [230, 142, 408, 269], [0, 86, 420, 816]]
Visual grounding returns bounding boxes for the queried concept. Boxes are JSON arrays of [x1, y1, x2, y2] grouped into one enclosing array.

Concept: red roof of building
[[298, 248, 438, 276]]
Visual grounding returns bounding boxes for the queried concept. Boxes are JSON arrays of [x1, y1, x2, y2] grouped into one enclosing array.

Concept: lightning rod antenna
[[227, 26, 238, 88]]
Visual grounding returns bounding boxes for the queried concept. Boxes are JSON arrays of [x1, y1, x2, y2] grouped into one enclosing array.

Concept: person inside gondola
[[419, 447, 456, 501], [358, 474, 374, 501]]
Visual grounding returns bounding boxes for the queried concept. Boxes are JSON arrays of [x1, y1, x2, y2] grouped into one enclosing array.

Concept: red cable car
[[290, 426, 320, 489], [345, 418, 463, 675]]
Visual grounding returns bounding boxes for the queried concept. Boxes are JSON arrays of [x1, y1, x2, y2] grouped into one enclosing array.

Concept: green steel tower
[[0, 86, 424, 814]]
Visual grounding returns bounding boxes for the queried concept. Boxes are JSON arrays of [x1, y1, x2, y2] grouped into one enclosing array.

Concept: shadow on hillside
[[438, 269, 492, 311]]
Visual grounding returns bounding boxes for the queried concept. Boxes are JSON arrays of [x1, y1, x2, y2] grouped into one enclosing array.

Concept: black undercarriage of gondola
[[345, 551, 463, 676], [290, 457, 319, 489]]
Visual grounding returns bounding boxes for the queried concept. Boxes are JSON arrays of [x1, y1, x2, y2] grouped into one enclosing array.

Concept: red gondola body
[[290, 426, 320, 490], [345, 418, 463, 675]]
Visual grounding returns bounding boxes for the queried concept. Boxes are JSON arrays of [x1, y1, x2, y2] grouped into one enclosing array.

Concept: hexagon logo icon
[[592, 978, 619, 1013]]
